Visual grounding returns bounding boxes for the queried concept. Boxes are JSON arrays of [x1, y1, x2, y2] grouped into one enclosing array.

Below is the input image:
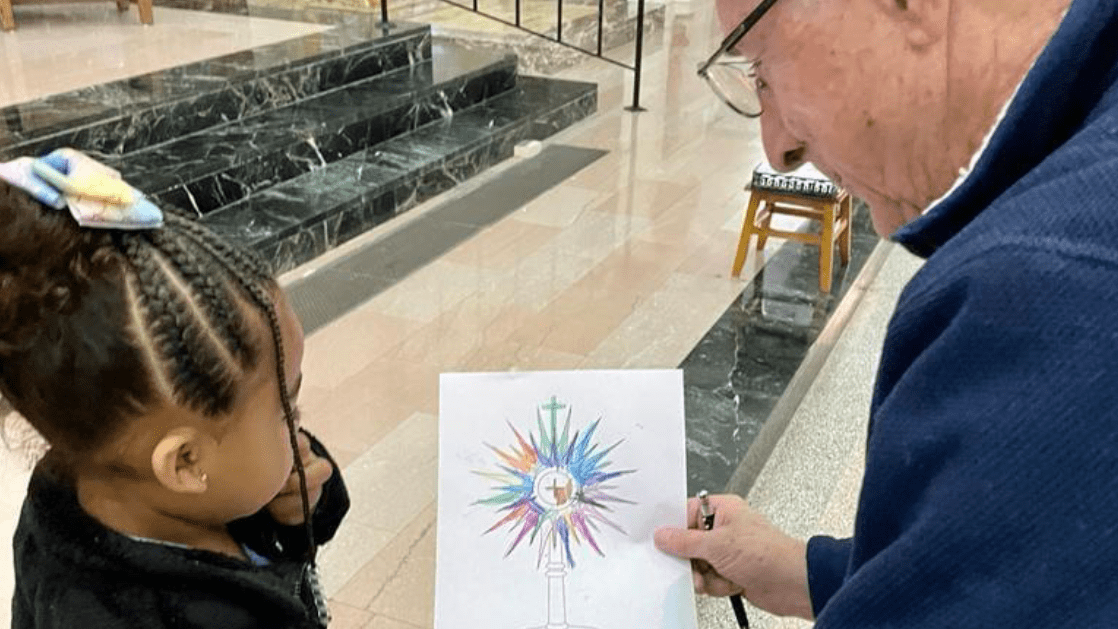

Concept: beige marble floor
[[293, 7, 792, 626], [0, 4, 328, 107], [0, 3, 855, 628]]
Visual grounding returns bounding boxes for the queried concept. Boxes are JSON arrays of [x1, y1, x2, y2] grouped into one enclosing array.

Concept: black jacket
[[12, 433, 350, 628]]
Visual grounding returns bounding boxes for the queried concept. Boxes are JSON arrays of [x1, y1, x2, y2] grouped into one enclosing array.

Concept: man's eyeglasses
[[697, 0, 780, 118]]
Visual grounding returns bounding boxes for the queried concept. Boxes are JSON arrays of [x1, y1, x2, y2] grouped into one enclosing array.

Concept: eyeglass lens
[[705, 64, 762, 116]]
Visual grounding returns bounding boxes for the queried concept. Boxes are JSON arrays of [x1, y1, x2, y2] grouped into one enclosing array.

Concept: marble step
[[116, 41, 518, 217], [0, 21, 432, 160], [200, 74, 596, 273]]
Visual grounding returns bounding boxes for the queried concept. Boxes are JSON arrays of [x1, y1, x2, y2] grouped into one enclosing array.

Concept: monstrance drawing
[[473, 395, 635, 629]]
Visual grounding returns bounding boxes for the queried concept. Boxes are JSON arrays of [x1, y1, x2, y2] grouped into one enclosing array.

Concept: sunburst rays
[[473, 396, 635, 569]]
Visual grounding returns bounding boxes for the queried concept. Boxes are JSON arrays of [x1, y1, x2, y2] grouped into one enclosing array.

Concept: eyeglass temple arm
[[696, 0, 781, 76]]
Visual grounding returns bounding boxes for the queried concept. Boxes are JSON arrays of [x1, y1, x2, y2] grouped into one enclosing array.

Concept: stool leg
[[839, 195, 852, 266], [732, 193, 762, 278], [756, 202, 773, 250], [116, 0, 129, 12], [819, 202, 835, 293], [138, 0, 153, 24], [1, 0, 15, 32]]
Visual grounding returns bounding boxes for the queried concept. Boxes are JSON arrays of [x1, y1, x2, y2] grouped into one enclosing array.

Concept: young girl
[[0, 152, 349, 628]]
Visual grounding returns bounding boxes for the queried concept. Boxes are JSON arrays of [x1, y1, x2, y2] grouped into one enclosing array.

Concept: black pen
[[698, 491, 750, 629]]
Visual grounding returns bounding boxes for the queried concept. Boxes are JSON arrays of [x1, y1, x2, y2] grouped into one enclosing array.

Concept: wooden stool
[[731, 162, 852, 293], [1, 0, 153, 32]]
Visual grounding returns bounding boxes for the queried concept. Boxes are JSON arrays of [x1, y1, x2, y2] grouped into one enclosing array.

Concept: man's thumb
[[654, 527, 708, 560]]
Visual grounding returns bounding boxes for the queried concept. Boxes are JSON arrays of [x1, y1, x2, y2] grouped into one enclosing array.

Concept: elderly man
[[655, 0, 1118, 626]]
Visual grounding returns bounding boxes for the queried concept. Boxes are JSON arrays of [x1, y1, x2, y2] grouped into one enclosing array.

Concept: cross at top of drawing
[[474, 395, 636, 569]]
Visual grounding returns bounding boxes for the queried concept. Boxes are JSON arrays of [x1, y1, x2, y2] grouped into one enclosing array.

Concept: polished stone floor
[[0, 2, 900, 628], [0, 4, 329, 107]]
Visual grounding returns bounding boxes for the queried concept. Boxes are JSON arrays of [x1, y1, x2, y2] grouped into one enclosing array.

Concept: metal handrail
[[379, 0, 647, 111]]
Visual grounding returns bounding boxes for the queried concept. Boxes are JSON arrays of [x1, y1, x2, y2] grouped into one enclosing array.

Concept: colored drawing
[[473, 395, 635, 629], [435, 370, 697, 629]]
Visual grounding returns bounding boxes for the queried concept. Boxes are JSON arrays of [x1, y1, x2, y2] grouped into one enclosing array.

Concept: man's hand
[[266, 431, 335, 526], [654, 493, 814, 620]]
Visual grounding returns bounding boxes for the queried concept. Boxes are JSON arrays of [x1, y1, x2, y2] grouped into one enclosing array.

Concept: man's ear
[[151, 427, 210, 494], [874, 0, 949, 49]]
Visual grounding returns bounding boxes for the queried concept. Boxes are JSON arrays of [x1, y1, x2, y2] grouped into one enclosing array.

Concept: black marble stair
[[117, 42, 518, 217], [0, 15, 597, 274], [202, 75, 596, 272]]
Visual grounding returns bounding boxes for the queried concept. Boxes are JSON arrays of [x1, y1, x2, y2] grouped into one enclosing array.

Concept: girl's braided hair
[[0, 180, 313, 538]]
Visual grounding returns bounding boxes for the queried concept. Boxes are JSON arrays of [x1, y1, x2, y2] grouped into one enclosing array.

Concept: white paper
[[435, 370, 697, 629]]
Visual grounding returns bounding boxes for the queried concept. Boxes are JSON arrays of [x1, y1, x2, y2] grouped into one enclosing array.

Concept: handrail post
[[624, 0, 647, 112], [596, 0, 604, 56], [379, 0, 390, 26]]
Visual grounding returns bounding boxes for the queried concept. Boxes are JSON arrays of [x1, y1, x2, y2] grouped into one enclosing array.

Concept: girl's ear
[[151, 427, 210, 494]]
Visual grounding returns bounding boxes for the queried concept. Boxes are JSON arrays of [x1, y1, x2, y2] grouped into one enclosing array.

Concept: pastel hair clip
[[0, 148, 163, 230], [0, 157, 67, 210]]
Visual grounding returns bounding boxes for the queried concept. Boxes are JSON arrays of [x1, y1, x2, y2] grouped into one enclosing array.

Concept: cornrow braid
[[170, 214, 316, 562], [259, 285, 316, 563], [121, 235, 242, 417], [166, 212, 273, 284], [142, 228, 255, 369]]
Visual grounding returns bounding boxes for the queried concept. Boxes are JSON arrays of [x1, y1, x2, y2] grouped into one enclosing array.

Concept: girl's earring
[[200, 473, 208, 484]]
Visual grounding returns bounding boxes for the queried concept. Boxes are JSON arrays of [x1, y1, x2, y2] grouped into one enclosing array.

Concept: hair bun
[[0, 181, 111, 353]]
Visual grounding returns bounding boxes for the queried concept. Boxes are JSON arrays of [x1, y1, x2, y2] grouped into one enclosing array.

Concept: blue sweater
[[806, 0, 1118, 625]]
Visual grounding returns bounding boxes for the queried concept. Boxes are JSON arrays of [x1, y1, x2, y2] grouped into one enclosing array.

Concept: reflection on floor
[[0, 3, 328, 107], [240, 0, 665, 74], [417, 0, 666, 74], [682, 203, 879, 494], [0, 2, 884, 628]]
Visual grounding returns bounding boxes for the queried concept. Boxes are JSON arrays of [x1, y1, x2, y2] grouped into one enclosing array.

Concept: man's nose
[[761, 114, 806, 171]]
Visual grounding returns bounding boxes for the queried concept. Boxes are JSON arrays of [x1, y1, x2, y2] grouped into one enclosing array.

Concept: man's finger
[[694, 569, 738, 597], [685, 496, 701, 529], [654, 526, 710, 560], [684, 493, 747, 530], [700, 571, 744, 598]]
